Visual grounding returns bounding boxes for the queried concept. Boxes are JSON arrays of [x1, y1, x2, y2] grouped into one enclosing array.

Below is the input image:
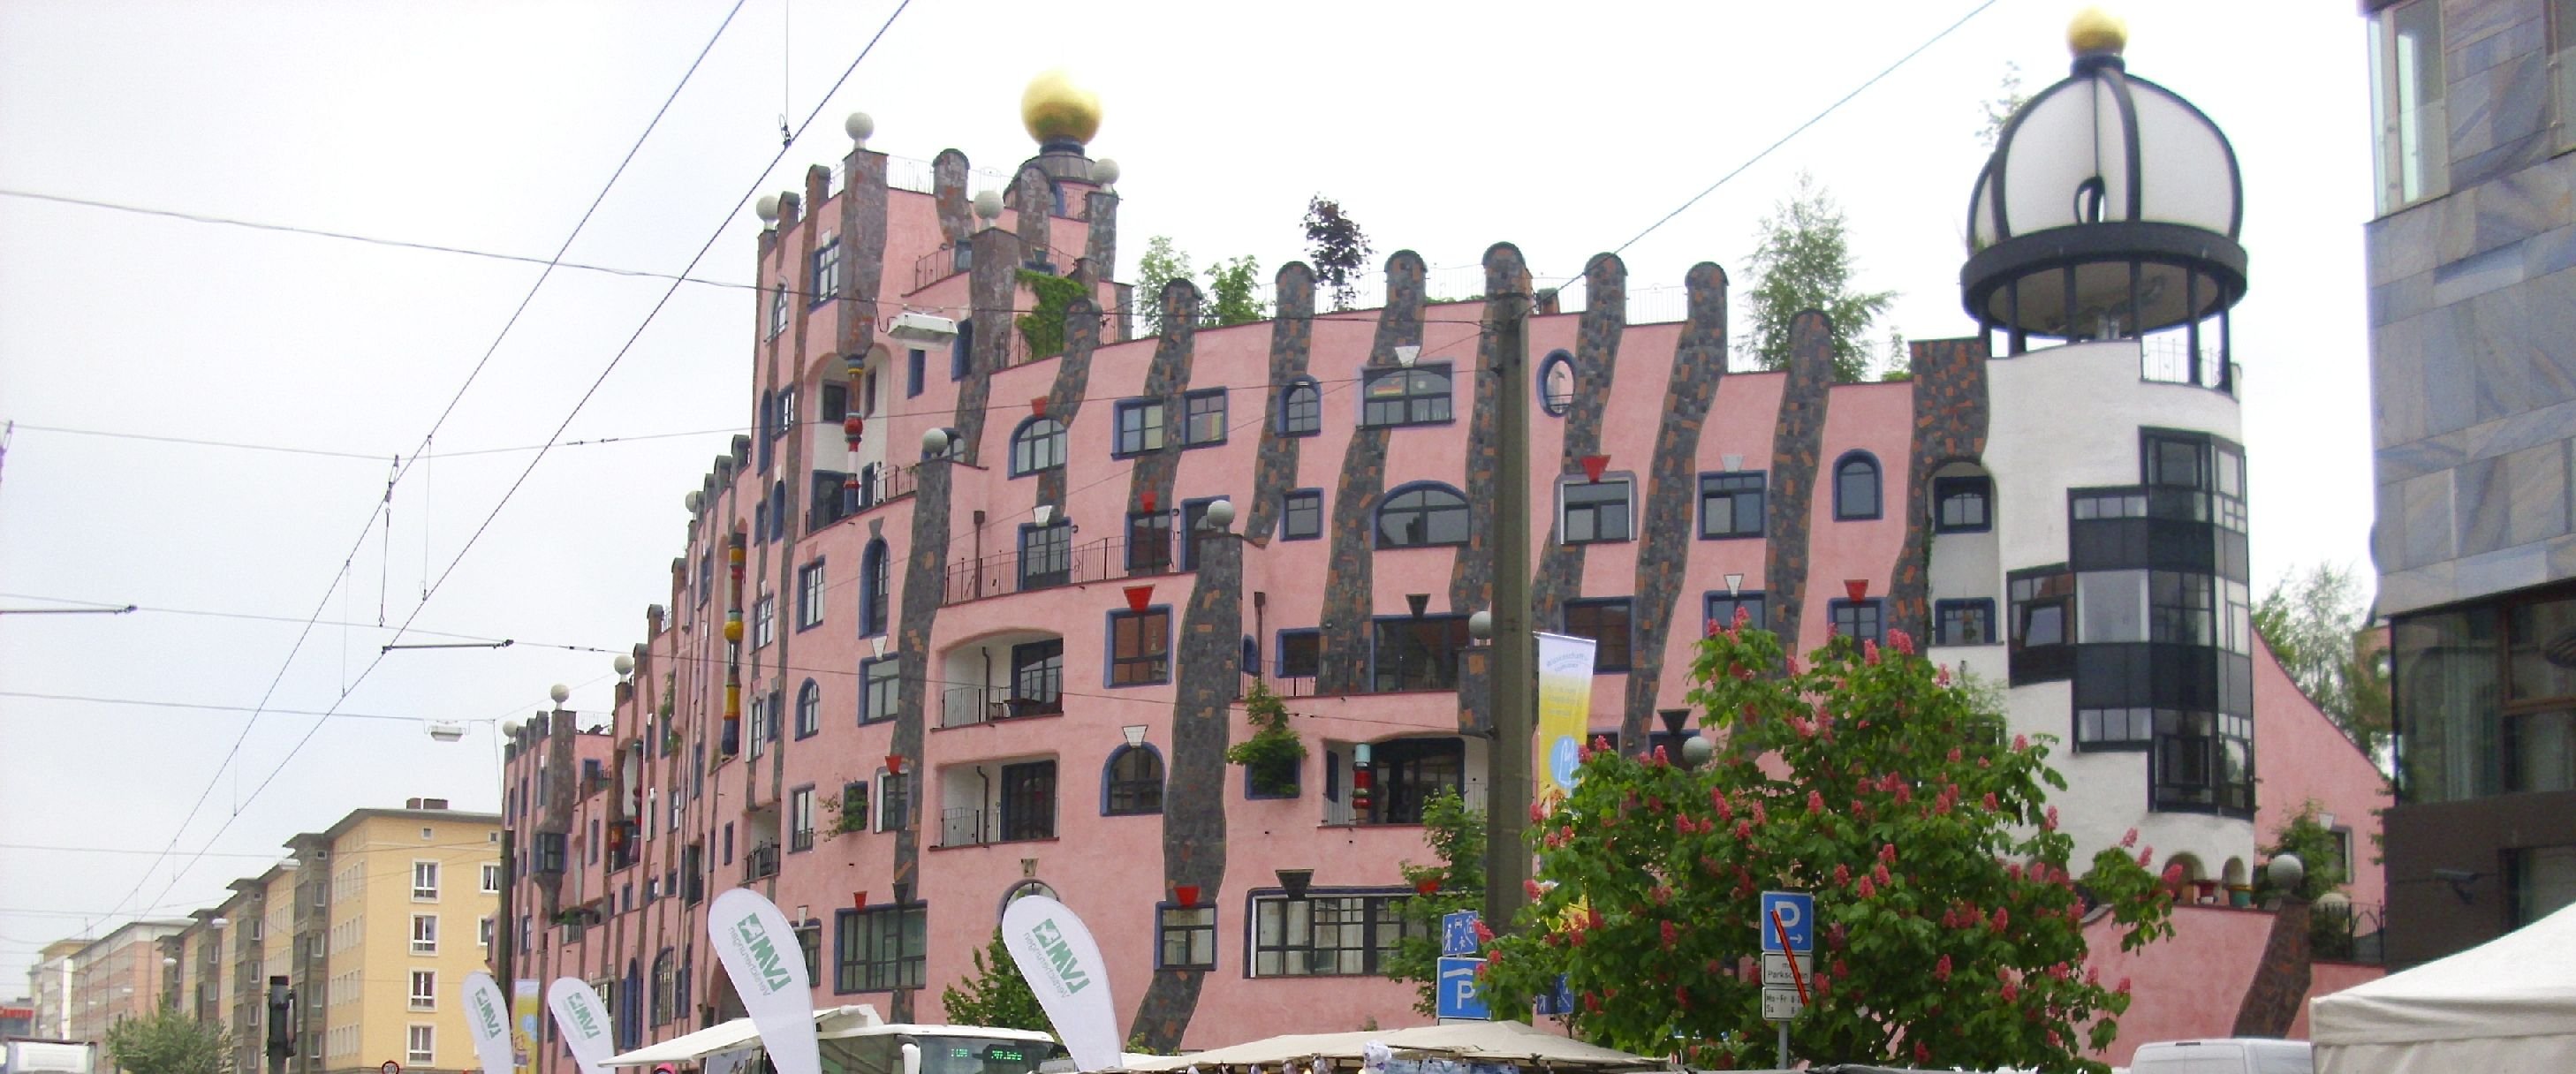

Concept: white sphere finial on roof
[[549, 683, 571, 705], [845, 112, 875, 146], [973, 189, 1004, 222], [1089, 159, 1121, 187], [755, 194, 781, 223]]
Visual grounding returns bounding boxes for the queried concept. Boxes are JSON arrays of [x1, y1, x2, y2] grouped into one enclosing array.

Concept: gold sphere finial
[[1020, 70, 1102, 147], [2068, 6, 2127, 57]]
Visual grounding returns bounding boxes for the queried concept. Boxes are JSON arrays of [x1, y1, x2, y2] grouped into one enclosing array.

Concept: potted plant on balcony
[[1224, 680, 1307, 796]]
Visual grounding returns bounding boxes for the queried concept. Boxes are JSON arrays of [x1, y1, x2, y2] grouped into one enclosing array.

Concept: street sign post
[[1435, 957, 1489, 1020], [1441, 911, 1480, 957], [1760, 890, 1816, 1069], [1762, 989, 1804, 1020], [1759, 891, 1815, 953], [1761, 952, 1813, 988], [382, 1063, 400, 1074]]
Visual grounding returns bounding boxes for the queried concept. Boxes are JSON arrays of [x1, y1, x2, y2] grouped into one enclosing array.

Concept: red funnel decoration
[[1141, 489, 1157, 513], [1580, 455, 1610, 483], [1031, 397, 1048, 418], [884, 753, 905, 775], [1172, 884, 1201, 907], [1125, 585, 1155, 613], [1845, 579, 1870, 602], [852, 890, 868, 910]]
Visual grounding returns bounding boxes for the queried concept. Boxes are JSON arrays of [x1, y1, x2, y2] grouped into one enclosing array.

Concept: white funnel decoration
[[547, 978, 617, 1074], [461, 972, 516, 1074], [1001, 895, 1118, 1071], [708, 889, 822, 1074], [1392, 345, 1420, 367]]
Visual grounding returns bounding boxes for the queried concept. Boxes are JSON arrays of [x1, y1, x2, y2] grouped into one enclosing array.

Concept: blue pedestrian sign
[[1533, 974, 1575, 1017], [1760, 890, 1815, 953], [1436, 957, 1490, 1019], [1441, 911, 1481, 957]]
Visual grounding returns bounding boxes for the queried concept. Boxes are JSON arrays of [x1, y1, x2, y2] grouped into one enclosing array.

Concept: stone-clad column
[[1315, 253, 1428, 696], [1241, 265, 1317, 542], [1886, 337, 1990, 639], [1762, 311, 1838, 653], [1129, 531, 1243, 1050], [1622, 264, 1729, 746], [1527, 255, 1626, 745]]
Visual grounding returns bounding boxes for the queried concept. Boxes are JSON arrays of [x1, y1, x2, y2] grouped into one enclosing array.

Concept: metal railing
[[941, 531, 1181, 606], [938, 808, 985, 849], [2312, 899, 2387, 964], [940, 684, 1064, 729], [2140, 330, 2236, 393], [742, 843, 780, 883], [914, 245, 967, 293]]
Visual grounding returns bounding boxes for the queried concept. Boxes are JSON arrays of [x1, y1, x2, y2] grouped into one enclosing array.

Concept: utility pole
[[495, 825, 515, 996], [1483, 284, 1534, 934]]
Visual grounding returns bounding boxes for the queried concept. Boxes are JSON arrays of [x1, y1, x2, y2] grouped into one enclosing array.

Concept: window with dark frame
[[797, 561, 826, 630], [2008, 569, 2076, 684], [1537, 350, 1575, 416], [1011, 639, 1064, 715], [1375, 483, 1470, 548], [1834, 453, 1882, 520], [998, 761, 1057, 842], [1706, 592, 1769, 634], [875, 771, 909, 833], [769, 288, 788, 338], [1281, 489, 1323, 541], [860, 540, 890, 636], [789, 786, 814, 851], [832, 904, 927, 993], [793, 680, 821, 739], [1110, 609, 1171, 685], [1360, 366, 1453, 427], [1126, 511, 1173, 573], [1934, 598, 1997, 647], [811, 241, 840, 306], [1115, 398, 1168, 456], [1250, 893, 1419, 977], [1563, 599, 1634, 672], [1830, 599, 1884, 645], [1933, 475, 1993, 533], [838, 781, 868, 834], [1278, 379, 1322, 436], [859, 656, 899, 724], [1277, 630, 1322, 679], [1157, 904, 1216, 969], [1011, 417, 1067, 476], [1019, 521, 1072, 590], [1699, 472, 1765, 539], [905, 348, 925, 397], [1104, 746, 1164, 816], [1182, 389, 1228, 446], [1560, 477, 1633, 544], [1371, 616, 1471, 692]]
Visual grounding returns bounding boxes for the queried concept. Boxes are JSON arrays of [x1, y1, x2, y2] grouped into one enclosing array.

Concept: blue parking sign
[[1760, 890, 1815, 952], [1436, 957, 1489, 1019], [1442, 911, 1481, 957]]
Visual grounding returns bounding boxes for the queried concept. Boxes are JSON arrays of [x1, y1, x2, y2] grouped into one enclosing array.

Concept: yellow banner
[[512, 979, 542, 1074], [1534, 632, 1598, 795]]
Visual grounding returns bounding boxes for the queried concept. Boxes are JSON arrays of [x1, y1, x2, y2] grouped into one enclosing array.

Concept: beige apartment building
[[148, 800, 499, 1074]]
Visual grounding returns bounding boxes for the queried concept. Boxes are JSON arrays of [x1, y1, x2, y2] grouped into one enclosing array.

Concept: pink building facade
[[496, 52, 2389, 1065]]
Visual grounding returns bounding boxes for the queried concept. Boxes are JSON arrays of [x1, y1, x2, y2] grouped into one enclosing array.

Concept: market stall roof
[[603, 1005, 884, 1065], [1119, 1021, 1657, 1071], [2312, 901, 2576, 1073]]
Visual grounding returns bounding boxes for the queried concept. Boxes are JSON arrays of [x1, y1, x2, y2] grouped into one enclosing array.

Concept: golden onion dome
[[1020, 70, 1102, 147], [2068, 5, 2127, 57]]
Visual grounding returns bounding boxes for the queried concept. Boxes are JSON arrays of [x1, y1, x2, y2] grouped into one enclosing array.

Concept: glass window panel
[[2079, 570, 2150, 643]]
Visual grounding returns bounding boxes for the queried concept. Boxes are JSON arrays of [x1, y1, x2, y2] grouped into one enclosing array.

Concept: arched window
[[1102, 745, 1164, 815], [1833, 451, 1882, 520], [1010, 416, 1067, 476], [859, 540, 890, 637], [1277, 377, 1322, 436], [1537, 350, 1576, 416], [1376, 482, 1471, 548], [794, 679, 821, 738], [769, 480, 788, 541], [649, 949, 675, 1026]]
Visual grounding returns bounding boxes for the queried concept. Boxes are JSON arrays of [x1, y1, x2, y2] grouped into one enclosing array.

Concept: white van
[[2129, 1038, 2312, 1074]]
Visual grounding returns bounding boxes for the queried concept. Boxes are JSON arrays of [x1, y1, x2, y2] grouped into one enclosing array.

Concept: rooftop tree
[[1480, 618, 2177, 1073]]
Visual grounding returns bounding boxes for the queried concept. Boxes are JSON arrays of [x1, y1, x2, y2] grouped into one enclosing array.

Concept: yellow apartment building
[[314, 802, 499, 1074]]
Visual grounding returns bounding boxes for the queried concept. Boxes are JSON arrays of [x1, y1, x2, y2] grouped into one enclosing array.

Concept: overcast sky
[[0, 0, 2375, 987]]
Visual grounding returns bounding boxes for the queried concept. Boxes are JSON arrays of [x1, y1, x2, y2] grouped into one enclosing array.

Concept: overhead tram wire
[[117, 0, 921, 931], [89, 0, 753, 926]]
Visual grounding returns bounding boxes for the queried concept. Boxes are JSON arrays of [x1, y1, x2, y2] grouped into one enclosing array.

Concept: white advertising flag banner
[[546, 978, 617, 1074], [706, 889, 822, 1074], [461, 972, 517, 1074], [999, 895, 1118, 1071]]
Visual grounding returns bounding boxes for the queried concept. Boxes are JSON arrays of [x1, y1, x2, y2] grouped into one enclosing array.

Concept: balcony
[[935, 757, 1057, 848], [913, 245, 969, 293], [937, 808, 988, 849], [942, 531, 1178, 606], [742, 843, 780, 883], [940, 685, 1064, 729]]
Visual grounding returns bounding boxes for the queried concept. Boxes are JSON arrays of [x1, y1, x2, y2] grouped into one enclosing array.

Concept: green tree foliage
[[104, 1005, 231, 1074], [1480, 621, 2176, 1073], [1016, 270, 1087, 359], [940, 928, 1049, 1032], [1302, 195, 1374, 312], [2252, 563, 2390, 760], [1134, 236, 1193, 337], [1385, 788, 1487, 1014], [2256, 800, 2349, 904], [1739, 173, 1896, 382], [1977, 63, 2030, 151], [1202, 254, 1268, 326], [1224, 680, 1306, 795]]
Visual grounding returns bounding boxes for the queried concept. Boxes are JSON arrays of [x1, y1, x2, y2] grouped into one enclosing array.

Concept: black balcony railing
[[940, 685, 1065, 729], [742, 843, 780, 883], [941, 531, 1179, 606], [2312, 899, 2387, 964], [938, 808, 985, 849], [914, 245, 969, 293]]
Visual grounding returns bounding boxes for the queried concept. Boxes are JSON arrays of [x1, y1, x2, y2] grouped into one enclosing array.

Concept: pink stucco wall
[[2249, 637, 2391, 911], [2082, 905, 2384, 1068]]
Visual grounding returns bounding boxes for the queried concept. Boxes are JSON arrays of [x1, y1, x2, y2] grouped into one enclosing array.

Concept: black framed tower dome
[[1961, 9, 2246, 388]]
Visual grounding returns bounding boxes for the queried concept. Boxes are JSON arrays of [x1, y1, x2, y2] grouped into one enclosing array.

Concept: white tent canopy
[[603, 1005, 885, 1066], [1118, 1021, 1657, 1072], [2311, 901, 2576, 1074]]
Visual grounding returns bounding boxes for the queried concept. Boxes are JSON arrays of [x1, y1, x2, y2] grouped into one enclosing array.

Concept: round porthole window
[[1537, 350, 1575, 417]]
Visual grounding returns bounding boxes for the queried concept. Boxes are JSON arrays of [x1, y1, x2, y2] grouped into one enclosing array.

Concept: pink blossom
[[2087, 965, 2102, 986], [1982, 791, 2000, 812], [1946, 747, 1963, 763], [1872, 863, 1890, 887], [1661, 920, 1677, 946], [1712, 789, 1732, 818], [1889, 628, 1915, 655], [1893, 782, 1912, 805], [1835, 863, 1852, 887], [1934, 954, 1952, 981], [1992, 906, 2010, 931], [2120, 828, 2140, 848], [1734, 821, 1753, 841], [2043, 805, 2060, 830], [2001, 980, 2019, 1002], [2007, 862, 2024, 881], [1879, 843, 1897, 865], [1524, 879, 1545, 900], [1473, 920, 1496, 943], [1705, 618, 1721, 637], [1650, 745, 1670, 766], [2048, 962, 2070, 980], [1734, 605, 1752, 629], [2163, 862, 2186, 884], [1784, 654, 1801, 675], [1864, 640, 1882, 665], [1914, 1042, 1931, 1064], [1528, 800, 1548, 823], [2013, 734, 2031, 752], [1936, 663, 1951, 685], [2139, 845, 2155, 867], [2117, 977, 2133, 996], [1857, 876, 1877, 899], [1751, 801, 1767, 825], [1827, 922, 1846, 949], [1807, 790, 1825, 814]]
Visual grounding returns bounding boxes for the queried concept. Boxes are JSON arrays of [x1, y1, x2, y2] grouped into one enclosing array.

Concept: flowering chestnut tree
[[1480, 619, 2176, 1072]]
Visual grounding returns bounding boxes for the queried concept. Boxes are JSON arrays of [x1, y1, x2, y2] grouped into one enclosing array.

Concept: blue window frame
[[1360, 365, 1452, 427], [1277, 377, 1322, 436], [1558, 475, 1633, 544], [1114, 398, 1167, 457], [905, 348, 925, 397], [1107, 607, 1171, 686], [1537, 350, 1575, 416], [859, 656, 899, 724], [1830, 599, 1886, 645], [1276, 629, 1322, 680], [810, 240, 840, 307], [858, 540, 890, 637], [1155, 901, 1216, 970], [1834, 451, 1883, 520], [1935, 598, 1998, 647], [757, 390, 777, 472], [1102, 745, 1164, 816], [1707, 591, 1769, 634], [951, 320, 973, 381], [1699, 471, 1766, 539], [1181, 389, 1228, 447], [794, 680, 822, 739], [1019, 521, 1072, 590], [1563, 598, 1634, 672], [1375, 481, 1470, 548], [1010, 416, 1067, 477], [1281, 489, 1323, 541], [1934, 475, 1993, 533]]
